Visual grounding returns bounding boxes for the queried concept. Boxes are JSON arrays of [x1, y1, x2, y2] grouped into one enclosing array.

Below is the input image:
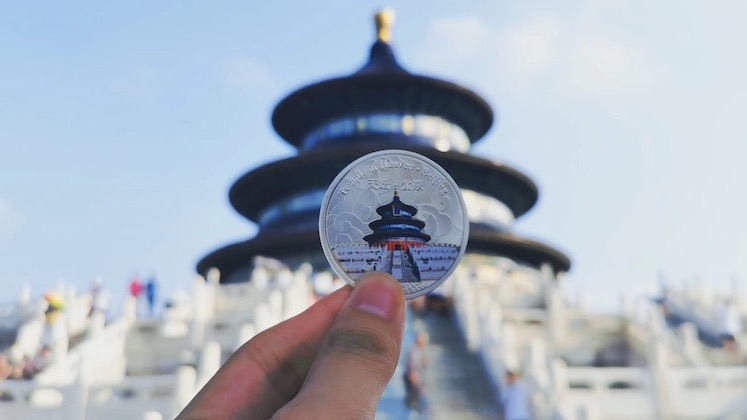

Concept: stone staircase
[[421, 311, 502, 419], [377, 309, 502, 419]]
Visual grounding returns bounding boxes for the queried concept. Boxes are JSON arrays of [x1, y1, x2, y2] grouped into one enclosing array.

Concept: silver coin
[[319, 149, 469, 299]]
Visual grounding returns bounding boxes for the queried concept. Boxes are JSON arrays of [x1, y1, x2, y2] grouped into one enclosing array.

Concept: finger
[[177, 284, 352, 420], [274, 272, 405, 419]]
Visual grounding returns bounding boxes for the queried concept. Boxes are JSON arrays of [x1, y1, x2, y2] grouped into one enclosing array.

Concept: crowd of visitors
[[0, 277, 118, 383], [0, 292, 65, 382], [0, 346, 52, 381]]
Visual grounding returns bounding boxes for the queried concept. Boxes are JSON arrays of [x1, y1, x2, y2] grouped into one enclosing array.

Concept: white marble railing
[[552, 363, 656, 420], [449, 263, 747, 419], [0, 367, 197, 420], [8, 315, 46, 361], [667, 366, 747, 418], [624, 301, 705, 368], [0, 380, 85, 420], [125, 318, 192, 376], [665, 281, 747, 335], [6, 291, 94, 363], [0, 261, 314, 419], [86, 367, 196, 419], [661, 286, 747, 367], [36, 314, 128, 385]]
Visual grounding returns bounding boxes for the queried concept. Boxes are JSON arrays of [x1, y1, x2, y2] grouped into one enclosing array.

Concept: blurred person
[[88, 278, 111, 318], [0, 354, 15, 401], [714, 298, 744, 362], [129, 274, 143, 316], [715, 298, 742, 340], [403, 330, 429, 415], [145, 275, 158, 316], [22, 346, 52, 379], [129, 274, 143, 298], [502, 370, 531, 420], [0, 354, 12, 380], [3, 351, 25, 380], [40, 292, 68, 362]]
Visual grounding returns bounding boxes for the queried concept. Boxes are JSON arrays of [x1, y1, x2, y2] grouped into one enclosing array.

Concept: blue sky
[[1, 1, 746, 311]]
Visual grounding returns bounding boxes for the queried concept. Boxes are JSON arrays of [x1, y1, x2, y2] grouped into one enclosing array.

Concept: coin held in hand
[[319, 150, 469, 299]]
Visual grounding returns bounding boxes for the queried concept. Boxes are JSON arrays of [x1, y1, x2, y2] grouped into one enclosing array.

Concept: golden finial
[[394, 189, 399, 197], [374, 8, 396, 43]]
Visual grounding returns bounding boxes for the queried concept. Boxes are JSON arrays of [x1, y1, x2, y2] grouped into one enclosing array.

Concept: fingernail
[[350, 274, 400, 320]]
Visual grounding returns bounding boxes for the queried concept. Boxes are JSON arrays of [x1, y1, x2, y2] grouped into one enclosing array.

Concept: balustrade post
[[550, 358, 568, 401], [253, 267, 269, 290], [71, 347, 91, 420], [18, 285, 31, 317], [464, 282, 480, 352], [86, 311, 105, 338], [268, 290, 283, 325], [254, 303, 273, 333], [197, 341, 222, 389], [525, 338, 548, 388], [547, 282, 567, 347], [206, 268, 220, 284], [206, 269, 220, 320], [142, 411, 163, 420], [501, 323, 518, 371], [647, 304, 665, 337], [123, 295, 138, 323], [173, 365, 197, 417], [540, 263, 554, 287], [679, 322, 701, 365], [488, 304, 503, 342], [649, 339, 671, 418], [235, 323, 256, 351], [191, 275, 206, 348], [283, 282, 305, 320], [276, 269, 292, 287]]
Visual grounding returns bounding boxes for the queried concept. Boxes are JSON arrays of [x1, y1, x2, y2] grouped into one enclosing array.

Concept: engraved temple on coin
[[329, 191, 460, 283]]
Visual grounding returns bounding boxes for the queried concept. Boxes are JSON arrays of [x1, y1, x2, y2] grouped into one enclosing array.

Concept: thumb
[[273, 272, 405, 419]]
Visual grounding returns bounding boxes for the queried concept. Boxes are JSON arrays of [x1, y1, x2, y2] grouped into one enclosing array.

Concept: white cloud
[[568, 37, 658, 91], [416, 9, 662, 99], [500, 15, 561, 73], [222, 56, 276, 94], [427, 17, 492, 59]]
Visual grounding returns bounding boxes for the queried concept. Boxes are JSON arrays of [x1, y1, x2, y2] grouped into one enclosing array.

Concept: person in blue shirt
[[502, 370, 531, 420], [145, 275, 157, 316]]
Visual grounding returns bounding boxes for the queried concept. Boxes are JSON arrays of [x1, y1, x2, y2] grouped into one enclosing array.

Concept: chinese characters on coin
[[319, 150, 469, 299]]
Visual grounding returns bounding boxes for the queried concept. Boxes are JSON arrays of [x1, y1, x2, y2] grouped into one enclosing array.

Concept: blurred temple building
[[196, 8, 570, 283]]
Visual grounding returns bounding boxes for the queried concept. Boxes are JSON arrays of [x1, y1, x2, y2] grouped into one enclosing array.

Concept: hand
[[177, 272, 406, 419]]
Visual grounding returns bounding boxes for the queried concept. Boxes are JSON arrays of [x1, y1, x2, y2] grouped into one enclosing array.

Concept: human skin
[[176, 272, 406, 420]]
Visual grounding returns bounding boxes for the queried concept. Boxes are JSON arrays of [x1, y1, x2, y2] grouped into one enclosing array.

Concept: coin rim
[[319, 149, 469, 299]]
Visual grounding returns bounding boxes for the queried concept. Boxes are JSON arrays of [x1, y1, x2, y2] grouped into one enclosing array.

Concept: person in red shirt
[[129, 276, 143, 298]]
